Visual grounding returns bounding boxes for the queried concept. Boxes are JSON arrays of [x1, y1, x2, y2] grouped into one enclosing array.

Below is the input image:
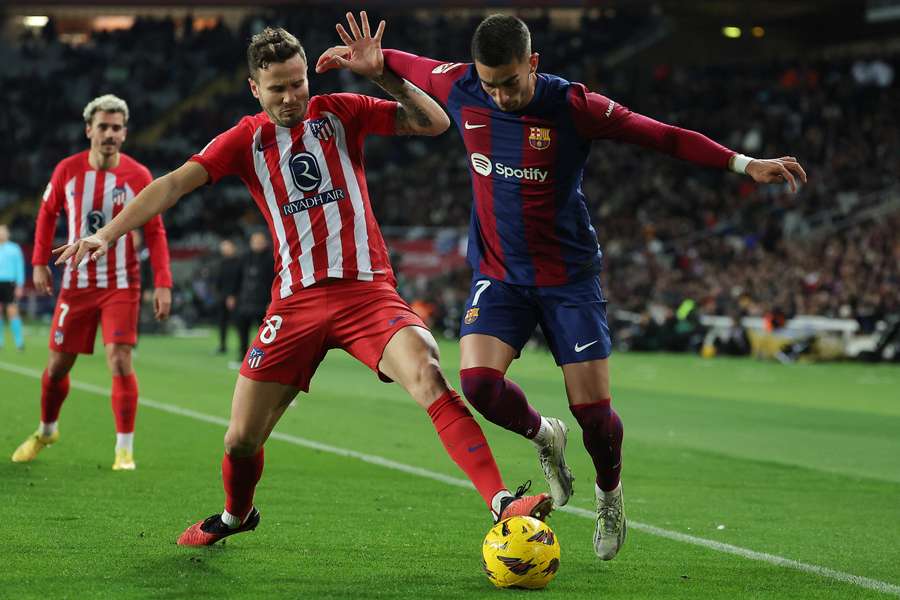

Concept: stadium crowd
[[2, 10, 898, 346]]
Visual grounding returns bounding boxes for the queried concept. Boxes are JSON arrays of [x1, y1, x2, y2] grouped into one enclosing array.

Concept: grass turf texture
[[1, 328, 898, 599]]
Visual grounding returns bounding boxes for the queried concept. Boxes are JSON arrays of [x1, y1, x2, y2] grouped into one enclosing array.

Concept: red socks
[[459, 367, 542, 439], [111, 374, 139, 433], [570, 399, 624, 492], [40, 370, 70, 424], [223, 448, 265, 521], [427, 390, 505, 508]]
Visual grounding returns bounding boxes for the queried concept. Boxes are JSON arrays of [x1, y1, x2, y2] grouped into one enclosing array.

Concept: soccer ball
[[481, 516, 561, 589]]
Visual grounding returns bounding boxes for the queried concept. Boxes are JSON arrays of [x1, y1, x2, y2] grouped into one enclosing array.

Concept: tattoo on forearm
[[373, 72, 432, 131]]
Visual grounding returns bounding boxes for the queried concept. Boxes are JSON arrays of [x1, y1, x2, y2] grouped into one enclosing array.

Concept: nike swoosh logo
[[256, 142, 277, 152], [464, 121, 486, 129], [468, 443, 487, 453], [574, 340, 600, 352]]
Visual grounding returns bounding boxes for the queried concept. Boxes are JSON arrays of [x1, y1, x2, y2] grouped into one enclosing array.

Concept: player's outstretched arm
[[54, 160, 209, 267], [317, 11, 450, 135]]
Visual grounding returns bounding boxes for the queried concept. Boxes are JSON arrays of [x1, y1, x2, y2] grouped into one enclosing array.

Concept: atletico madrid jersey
[[190, 93, 398, 300], [33, 151, 172, 290], [384, 50, 737, 287]]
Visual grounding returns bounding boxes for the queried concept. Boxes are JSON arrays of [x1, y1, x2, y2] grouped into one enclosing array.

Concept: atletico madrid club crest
[[528, 127, 551, 150], [247, 346, 265, 369], [464, 307, 480, 324], [112, 186, 127, 206], [54, 329, 64, 345], [308, 117, 335, 141]]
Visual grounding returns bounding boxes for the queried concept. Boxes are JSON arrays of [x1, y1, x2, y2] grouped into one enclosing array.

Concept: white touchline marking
[[2, 360, 898, 597]]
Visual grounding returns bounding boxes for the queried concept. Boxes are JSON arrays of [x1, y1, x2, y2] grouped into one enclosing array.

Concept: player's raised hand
[[322, 11, 387, 79], [153, 287, 172, 321], [53, 233, 109, 268], [746, 156, 807, 193]]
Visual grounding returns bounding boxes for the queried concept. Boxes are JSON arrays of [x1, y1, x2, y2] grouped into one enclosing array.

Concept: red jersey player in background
[[319, 12, 807, 561], [12, 94, 173, 471], [57, 22, 550, 547]]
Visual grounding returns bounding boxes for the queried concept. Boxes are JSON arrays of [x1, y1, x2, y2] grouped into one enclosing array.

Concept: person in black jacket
[[213, 239, 241, 354], [233, 232, 275, 363]]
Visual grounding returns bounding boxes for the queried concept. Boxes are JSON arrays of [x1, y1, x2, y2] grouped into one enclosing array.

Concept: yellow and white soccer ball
[[481, 516, 561, 589]]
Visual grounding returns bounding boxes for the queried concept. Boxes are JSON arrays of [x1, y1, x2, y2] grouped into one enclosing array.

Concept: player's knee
[[46, 356, 74, 380], [107, 352, 133, 376], [459, 367, 503, 409], [224, 428, 263, 456]]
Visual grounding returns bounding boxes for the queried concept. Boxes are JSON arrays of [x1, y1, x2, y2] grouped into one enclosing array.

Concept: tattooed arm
[[371, 69, 449, 136], [317, 11, 450, 136]]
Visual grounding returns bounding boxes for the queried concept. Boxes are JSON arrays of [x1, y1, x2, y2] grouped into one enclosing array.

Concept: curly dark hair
[[247, 27, 306, 80]]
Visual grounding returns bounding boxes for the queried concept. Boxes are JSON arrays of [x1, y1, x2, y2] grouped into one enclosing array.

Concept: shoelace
[[513, 479, 533, 498], [598, 496, 622, 534]]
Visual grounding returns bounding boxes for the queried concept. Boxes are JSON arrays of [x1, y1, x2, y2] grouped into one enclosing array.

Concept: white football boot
[[594, 481, 626, 560], [535, 417, 574, 508]]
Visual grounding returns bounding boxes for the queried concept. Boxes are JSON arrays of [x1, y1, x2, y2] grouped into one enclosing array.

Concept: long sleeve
[[14, 243, 25, 286], [568, 83, 735, 170], [32, 167, 67, 266], [142, 215, 173, 288], [382, 49, 468, 105]]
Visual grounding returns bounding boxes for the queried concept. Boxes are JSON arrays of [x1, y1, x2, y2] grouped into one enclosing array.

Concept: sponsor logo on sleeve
[[431, 62, 464, 75]]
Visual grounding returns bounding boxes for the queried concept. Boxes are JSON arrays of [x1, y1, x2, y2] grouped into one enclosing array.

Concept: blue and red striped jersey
[[384, 50, 736, 286]]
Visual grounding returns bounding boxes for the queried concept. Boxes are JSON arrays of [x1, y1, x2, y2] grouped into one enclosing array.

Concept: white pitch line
[[2, 360, 898, 597]]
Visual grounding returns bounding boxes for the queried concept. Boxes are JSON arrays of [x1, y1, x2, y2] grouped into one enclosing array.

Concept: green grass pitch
[[1, 327, 898, 599]]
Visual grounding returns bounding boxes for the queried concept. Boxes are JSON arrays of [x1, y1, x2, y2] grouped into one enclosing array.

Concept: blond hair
[[83, 94, 129, 125]]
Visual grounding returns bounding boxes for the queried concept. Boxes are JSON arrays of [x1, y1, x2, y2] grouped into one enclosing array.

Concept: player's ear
[[248, 76, 260, 99], [85, 123, 91, 139], [529, 52, 539, 74]]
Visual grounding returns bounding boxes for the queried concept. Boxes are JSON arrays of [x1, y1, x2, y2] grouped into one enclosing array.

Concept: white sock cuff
[[531, 417, 553, 447], [221, 510, 242, 529]]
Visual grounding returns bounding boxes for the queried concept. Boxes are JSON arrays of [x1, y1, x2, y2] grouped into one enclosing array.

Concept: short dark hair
[[471, 15, 531, 66], [247, 27, 306, 80]]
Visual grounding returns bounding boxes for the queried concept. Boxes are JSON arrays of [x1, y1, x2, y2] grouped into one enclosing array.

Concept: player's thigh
[[536, 275, 612, 366], [459, 334, 518, 372], [561, 358, 611, 405], [459, 276, 537, 371], [50, 291, 100, 354], [332, 280, 429, 383], [99, 290, 140, 347], [239, 295, 329, 393], [227, 374, 300, 452], [378, 325, 447, 389]]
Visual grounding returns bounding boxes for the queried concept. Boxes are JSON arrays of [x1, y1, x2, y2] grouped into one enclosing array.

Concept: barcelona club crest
[[464, 307, 480, 325], [528, 127, 551, 150]]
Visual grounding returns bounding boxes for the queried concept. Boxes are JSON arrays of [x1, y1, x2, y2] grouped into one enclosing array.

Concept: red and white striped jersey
[[190, 93, 398, 300], [33, 151, 173, 290]]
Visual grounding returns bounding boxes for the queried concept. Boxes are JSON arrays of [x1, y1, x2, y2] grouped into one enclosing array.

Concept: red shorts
[[49, 288, 140, 354], [239, 279, 427, 391]]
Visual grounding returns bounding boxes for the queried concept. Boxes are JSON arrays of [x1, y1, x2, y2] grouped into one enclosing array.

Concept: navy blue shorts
[[459, 274, 612, 365]]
